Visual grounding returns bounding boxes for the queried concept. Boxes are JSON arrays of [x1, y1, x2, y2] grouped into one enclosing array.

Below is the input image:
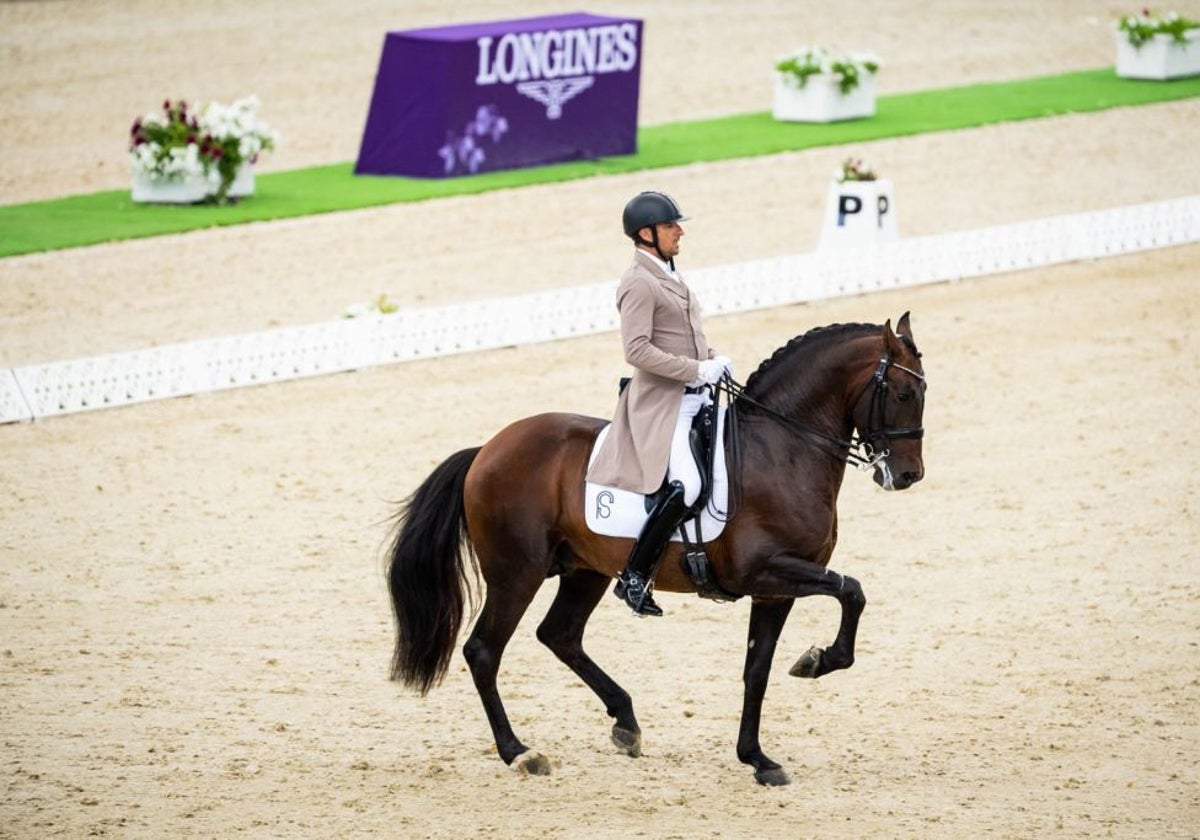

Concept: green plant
[[836, 156, 877, 182], [343, 293, 400, 319], [1117, 9, 1200, 48], [776, 47, 881, 95], [129, 96, 279, 203]]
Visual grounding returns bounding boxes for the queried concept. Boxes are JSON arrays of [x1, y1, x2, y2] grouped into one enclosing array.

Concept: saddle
[[617, 377, 739, 603], [641, 398, 716, 513], [617, 376, 717, 516]]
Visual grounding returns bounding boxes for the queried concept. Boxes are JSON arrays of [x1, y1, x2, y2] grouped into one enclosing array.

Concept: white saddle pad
[[584, 407, 730, 542]]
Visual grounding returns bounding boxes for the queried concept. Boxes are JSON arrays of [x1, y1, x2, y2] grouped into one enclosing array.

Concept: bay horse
[[386, 313, 926, 785]]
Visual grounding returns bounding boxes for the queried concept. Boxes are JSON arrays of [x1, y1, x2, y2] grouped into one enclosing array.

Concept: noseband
[[850, 357, 925, 468]]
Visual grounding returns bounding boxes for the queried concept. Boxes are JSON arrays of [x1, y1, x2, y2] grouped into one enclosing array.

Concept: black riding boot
[[614, 481, 690, 617]]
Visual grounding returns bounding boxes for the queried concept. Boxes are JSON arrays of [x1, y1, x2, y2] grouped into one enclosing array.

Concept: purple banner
[[355, 12, 643, 178]]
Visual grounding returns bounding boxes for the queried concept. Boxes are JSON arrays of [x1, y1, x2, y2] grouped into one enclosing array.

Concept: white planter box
[[227, 165, 255, 198], [130, 171, 210, 204], [1116, 29, 1200, 80], [773, 73, 876, 123], [819, 178, 898, 250], [131, 165, 255, 204]]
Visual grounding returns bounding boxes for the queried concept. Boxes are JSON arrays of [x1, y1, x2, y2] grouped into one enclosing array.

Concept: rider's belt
[[683, 385, 708, 395]]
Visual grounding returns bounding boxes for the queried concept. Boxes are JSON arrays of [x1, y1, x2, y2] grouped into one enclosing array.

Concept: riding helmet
[[622, 191, 690, 239]]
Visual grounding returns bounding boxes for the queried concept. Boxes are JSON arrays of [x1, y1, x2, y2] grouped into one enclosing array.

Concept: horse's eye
[[896, 392, 910, 402]]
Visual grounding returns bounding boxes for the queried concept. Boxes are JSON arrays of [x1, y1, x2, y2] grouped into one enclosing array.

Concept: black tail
[[386, 447, 481, 695]]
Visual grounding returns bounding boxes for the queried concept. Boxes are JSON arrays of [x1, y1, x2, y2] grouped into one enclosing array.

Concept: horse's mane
[[743, 321, 919, 396]]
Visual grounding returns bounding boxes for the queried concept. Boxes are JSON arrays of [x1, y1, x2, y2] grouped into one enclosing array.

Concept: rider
[[587, 190, 732, 617]]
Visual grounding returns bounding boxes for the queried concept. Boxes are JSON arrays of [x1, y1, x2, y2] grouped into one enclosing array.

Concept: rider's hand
[[712, 355, 734, 379], [695, 358, 726, 385]]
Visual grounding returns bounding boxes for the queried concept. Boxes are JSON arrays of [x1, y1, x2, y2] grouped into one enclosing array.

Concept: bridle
[[848, 357, 925, 469], [719, 354, 925, 471]]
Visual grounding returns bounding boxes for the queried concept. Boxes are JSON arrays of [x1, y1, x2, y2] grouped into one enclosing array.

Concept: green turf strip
[[2, 67, 1198, 259]]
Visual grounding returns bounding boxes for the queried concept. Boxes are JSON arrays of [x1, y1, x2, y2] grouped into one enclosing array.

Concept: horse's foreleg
[[741, 555, 866, 679], [737, 598, 794, 786], [536, 570, 642, 758], [802, 565, 866, 678]]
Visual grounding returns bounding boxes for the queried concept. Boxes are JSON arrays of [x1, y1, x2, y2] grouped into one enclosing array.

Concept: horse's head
[[850, 312, 926, 491], [738, 314, 926, 490]]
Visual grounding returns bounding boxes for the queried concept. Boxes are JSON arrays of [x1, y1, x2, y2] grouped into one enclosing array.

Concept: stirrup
[[614, 572, 663, 617]]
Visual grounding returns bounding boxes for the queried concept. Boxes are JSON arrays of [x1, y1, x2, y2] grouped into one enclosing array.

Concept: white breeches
[[667, 392, 712, 507]]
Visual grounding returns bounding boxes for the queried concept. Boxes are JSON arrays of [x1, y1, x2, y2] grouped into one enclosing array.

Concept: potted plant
[[819, 156, 898, 250], [129, 96, 279, 204], [836, 156, 878, 182], [773, 47, 881, 123], [1115, 9, 1200, 80]]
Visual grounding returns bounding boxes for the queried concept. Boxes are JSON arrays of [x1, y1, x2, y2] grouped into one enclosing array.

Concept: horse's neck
[[747, 344, 863, 439], [737, 339, 869, 489], [739, 410, 849, 490]]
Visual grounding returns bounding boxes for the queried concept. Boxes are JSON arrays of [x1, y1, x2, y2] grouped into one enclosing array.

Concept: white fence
[[2, 195, 1197, 424]]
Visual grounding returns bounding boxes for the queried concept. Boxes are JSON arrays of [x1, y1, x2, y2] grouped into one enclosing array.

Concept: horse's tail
[[386, 446, 482, 695]]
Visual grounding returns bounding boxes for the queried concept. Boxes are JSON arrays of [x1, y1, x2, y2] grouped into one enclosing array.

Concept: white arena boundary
[[2, 195, 1197, 425]]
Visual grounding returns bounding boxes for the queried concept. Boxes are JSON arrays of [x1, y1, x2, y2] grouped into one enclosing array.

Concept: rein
[[718, 377, 861, 466], [718, 355, 925, 472]]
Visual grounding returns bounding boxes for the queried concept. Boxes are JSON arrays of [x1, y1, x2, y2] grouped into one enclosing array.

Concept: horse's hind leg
[[462, 570, 550, 775], [535, 569, 643, 758]]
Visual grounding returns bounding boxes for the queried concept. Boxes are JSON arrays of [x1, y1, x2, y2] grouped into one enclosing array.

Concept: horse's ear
[[897, 311, 913, 341], [882, 318, 905, 357]]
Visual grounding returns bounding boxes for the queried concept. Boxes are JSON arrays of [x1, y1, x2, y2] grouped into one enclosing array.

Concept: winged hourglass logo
[[515, 77, 595, 119]]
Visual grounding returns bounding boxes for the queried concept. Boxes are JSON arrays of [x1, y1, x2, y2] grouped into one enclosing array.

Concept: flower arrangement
[[835, 156, 877, 183], [129, 96, 279, 203], [1116, 9, 1199, 47], [775, 47, 881, 94]]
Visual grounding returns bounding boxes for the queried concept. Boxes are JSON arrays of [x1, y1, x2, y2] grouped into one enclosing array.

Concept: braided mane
[[743, 322, 875, 395], [741, 321, 921, 402]]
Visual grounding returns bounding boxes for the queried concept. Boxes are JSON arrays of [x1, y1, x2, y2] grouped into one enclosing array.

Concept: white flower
[[130, 96, 277, 196]]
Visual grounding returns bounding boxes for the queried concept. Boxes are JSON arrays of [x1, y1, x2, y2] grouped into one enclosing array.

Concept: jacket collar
[[633, 249, 686, 291]]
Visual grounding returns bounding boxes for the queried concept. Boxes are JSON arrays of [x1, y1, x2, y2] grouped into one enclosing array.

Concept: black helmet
[[622, 191, 690, 239]]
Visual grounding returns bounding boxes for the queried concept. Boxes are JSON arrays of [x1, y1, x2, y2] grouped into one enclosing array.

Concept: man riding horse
[[587, 191, 733, 616]]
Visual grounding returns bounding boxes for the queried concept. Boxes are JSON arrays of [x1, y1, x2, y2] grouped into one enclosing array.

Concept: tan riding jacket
[[587, 250, 715, 494]]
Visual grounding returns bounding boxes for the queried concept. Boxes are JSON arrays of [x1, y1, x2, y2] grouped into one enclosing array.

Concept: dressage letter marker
[[837, 195, 863, 226], [821, 179, 899, 249]]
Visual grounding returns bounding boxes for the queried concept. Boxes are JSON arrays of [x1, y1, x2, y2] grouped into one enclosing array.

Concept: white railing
[[2, 196, 1196, 424]]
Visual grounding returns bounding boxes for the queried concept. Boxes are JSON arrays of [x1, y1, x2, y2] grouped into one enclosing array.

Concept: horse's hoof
[[510, 749, 553, 776], [788, 645, 823, 679], [754, 767, 792, 786], [611, 726, 642, 758]]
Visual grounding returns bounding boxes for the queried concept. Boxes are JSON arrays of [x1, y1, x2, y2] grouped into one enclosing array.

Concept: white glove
[[694, 358, 727, 386], [713, 355, 733, 378]]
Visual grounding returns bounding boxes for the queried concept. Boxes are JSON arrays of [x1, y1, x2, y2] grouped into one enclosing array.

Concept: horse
[[385, 313, 926, 786]]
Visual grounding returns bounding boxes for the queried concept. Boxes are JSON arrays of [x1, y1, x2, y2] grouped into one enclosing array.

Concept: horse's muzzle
[[873, 460, 924, 491]]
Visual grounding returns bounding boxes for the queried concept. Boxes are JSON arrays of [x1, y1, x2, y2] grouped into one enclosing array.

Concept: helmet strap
[[636, 226, 675, 270]]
